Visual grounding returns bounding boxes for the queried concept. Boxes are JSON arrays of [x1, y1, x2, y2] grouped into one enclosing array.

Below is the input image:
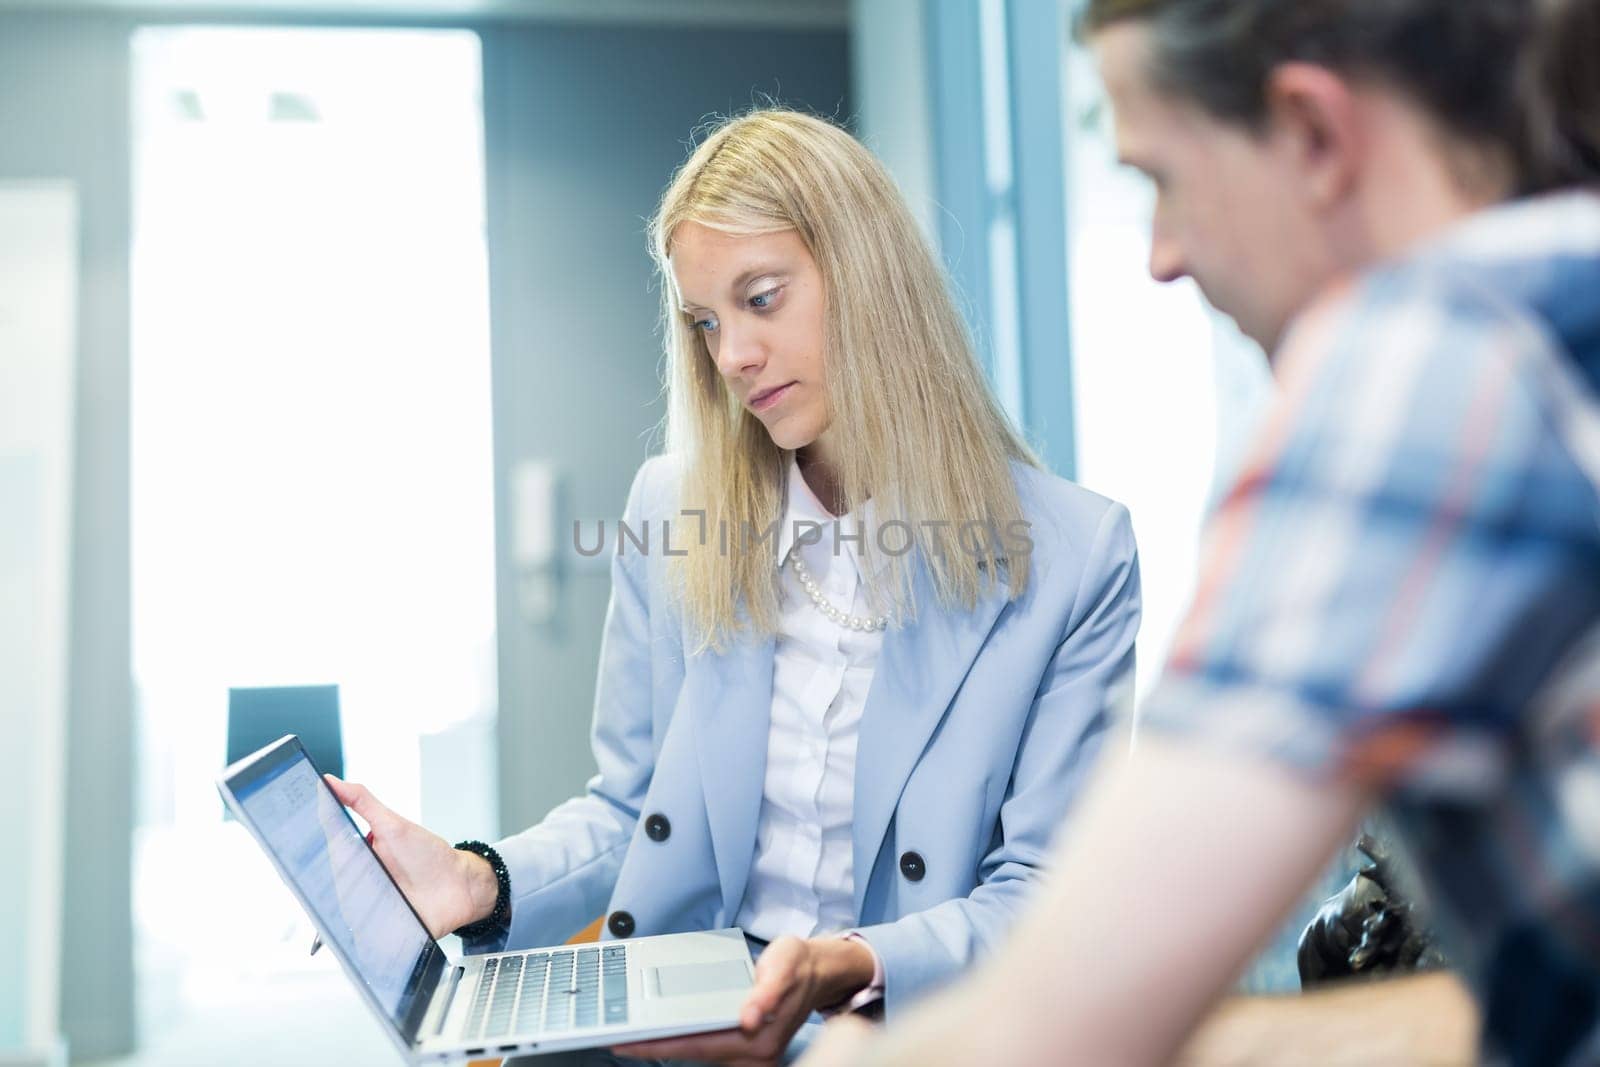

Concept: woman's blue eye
[[750, 288, 779, 310], [694, 315, 719, 333]]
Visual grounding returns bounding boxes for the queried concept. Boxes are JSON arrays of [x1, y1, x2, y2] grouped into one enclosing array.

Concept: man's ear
[[1263, 62, 1362, 209]]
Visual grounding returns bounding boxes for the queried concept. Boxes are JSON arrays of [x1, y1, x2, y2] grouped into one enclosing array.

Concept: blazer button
[[607, 910, 636, 938], [644, 813, 671, 842], [899, 851, 926, 882]]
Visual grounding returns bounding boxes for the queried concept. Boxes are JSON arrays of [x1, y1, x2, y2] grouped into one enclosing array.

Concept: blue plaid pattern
[[1141, 191, 1600, 1066]]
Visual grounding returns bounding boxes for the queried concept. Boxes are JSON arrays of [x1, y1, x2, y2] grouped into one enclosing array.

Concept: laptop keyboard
[[463, 944, 629, 1039]]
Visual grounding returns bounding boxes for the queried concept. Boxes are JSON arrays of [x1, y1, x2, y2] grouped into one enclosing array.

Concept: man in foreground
[[807, 0, 1600, 1062]]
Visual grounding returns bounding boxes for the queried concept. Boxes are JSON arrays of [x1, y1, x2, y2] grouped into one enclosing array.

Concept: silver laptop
[[217, 735, 754, 1063]]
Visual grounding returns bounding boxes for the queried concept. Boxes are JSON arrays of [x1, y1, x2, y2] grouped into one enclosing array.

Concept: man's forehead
[[1092, 22, 1221, 168], [1090, 24, 1165, 155], [1091, 22, 1158, 111]]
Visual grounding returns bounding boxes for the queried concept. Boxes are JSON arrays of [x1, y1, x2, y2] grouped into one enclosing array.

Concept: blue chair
[[226, 684, 344, 779]]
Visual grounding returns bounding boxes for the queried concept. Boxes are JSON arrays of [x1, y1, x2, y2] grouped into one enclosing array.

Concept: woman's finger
[[741, 955, 801, 1030], [324, 775, 392, 827]]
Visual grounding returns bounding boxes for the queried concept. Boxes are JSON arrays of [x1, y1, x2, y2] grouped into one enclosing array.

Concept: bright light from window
[[129, 30, 496, 1032]]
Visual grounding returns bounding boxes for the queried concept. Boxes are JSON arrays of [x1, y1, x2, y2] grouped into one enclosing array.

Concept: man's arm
[[1180, 973, 1478, 1065], [806, 736, 1373, 1065]]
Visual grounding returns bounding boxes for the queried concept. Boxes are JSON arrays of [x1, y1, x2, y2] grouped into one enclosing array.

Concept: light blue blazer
[[484, 454, 1140, 1015]]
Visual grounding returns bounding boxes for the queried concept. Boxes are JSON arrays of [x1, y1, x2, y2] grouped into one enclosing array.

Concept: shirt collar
[[775, 454, 885, 580]]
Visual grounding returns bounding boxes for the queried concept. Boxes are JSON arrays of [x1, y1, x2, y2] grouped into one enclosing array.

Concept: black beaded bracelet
[[452, 840, 511, 940]]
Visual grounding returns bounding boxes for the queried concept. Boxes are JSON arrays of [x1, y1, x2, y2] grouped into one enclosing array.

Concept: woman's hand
[[612, 934, 877, 1066], [323, 775, 500, 939]]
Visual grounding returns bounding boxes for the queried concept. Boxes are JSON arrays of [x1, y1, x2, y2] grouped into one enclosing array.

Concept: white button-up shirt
[[735, 456, 884, 942]]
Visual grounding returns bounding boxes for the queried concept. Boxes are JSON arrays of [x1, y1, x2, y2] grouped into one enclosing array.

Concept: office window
[[129, 26, 495, 1056]]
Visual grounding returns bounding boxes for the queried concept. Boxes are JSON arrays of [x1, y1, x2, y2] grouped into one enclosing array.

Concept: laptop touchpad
[[650, 959, 751, 997]]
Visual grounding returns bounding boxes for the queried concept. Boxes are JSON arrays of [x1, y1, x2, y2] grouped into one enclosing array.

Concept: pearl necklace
[[788, 552, 889, 632]]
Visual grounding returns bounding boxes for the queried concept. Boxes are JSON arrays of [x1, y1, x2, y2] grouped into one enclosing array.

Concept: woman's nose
[[714, 320, 766, 379]]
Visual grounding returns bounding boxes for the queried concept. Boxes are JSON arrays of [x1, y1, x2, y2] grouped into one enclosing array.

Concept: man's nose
[[1148, 232, 1188, 284]]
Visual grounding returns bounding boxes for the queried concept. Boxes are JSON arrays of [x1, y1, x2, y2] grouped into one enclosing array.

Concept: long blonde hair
[[649, 109, 1040, 652]]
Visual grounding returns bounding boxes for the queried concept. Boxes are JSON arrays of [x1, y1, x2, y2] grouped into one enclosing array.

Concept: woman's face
[[670, 221, 830, 452]]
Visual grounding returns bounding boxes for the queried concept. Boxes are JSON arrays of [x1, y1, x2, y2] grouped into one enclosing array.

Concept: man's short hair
[[1077, 0, 1600, 193]]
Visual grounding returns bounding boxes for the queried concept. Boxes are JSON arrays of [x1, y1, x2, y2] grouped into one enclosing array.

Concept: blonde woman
[[328, 109, 1140, 1063]]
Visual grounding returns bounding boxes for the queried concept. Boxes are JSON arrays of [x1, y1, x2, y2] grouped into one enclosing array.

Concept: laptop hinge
[[430, 965, 466, 1038]]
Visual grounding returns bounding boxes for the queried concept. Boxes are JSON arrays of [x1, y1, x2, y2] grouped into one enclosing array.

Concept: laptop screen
[[223, 737, 445, 1042]]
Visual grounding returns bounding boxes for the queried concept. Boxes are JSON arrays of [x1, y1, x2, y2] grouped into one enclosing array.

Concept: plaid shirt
[[1140, 190, 1600, 1066]]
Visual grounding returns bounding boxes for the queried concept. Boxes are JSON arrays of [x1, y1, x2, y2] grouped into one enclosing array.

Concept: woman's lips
[[748, 382, 796, 413]]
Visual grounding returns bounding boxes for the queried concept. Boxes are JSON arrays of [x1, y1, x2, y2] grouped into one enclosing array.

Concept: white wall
[[0, 181, 77, 1067]]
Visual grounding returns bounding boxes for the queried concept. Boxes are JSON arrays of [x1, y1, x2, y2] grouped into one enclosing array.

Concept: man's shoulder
[[1276, 248, 1563, 417], [1347, 191, 1600, 380]]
